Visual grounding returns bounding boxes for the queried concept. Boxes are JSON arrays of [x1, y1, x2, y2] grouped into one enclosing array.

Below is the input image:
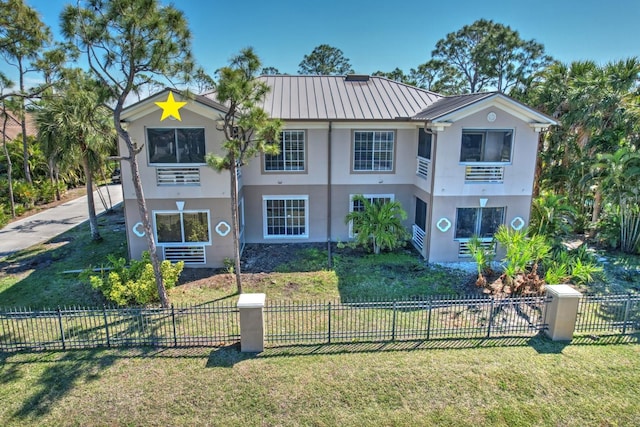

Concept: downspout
[[425, 127, 437, 261], [327, 121, 333, 268]]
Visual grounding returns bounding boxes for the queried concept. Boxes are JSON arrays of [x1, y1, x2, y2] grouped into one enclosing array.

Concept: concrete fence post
[[544, 285, 583, 341], [237, 293, 266, 352]]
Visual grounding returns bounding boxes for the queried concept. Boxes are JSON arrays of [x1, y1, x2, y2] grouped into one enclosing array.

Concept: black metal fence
[[265, 294, 549, 345], [575, 293, 640, 335], [0, 303, 239, 352], [2, 292, 638, 353]]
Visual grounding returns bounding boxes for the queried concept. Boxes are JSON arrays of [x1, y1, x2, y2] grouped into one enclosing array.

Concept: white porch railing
[[412, 224, 426, 251], [416, 156, 430, 179], [163, 246, 206, 264], [156, 167, 200, 185], [458, 240, 495, 257], [464, 165, 504, 183]]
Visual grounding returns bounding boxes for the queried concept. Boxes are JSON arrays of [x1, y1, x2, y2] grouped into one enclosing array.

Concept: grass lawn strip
[[0, 337, 638, 426]]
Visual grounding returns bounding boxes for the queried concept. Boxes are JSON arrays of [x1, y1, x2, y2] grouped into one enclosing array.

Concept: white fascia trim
[[432, 94, 557, 127]]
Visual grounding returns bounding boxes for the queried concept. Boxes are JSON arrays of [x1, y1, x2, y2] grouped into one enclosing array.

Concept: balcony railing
[[412, 224, 426, 251], [156, 167, 200, 185], [416, 156, 430, 179], [464, 164, 504, 183]]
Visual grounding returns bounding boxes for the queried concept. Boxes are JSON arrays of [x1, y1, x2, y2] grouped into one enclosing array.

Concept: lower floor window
[[455, 207, 504, 239], [349, 194, 394, 237], [155, 211, 210, 244], [263, 196, 308, 238]]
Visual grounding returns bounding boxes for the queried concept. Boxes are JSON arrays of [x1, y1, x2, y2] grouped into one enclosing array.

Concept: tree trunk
[[116, 119, 169, 307], [1, 117, 16, 217], [18, 59, 31, 184], [82, 152, 101, 241], [229, 161, 243, 294], [591, 187, 602, 225]]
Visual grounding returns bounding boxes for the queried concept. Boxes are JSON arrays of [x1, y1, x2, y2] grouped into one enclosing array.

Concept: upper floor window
[[264, 130, 305, 172], [353, 130, 394, 172], [460, 130, 512, 163], [418, 128, 432, 160], [154, 210, 211, 245], [455, 207, 505, 240], [148, 128, 205, 165]]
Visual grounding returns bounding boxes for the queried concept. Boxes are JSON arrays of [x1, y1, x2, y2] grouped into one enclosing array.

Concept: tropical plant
[[88, 252, 184, 306], [494, 226, 550, 293], [530, 192, 576, 240], [467, 235, 495, 287], [345, 195, 409, 255], [36, 69, 115, 241], [205, 47, 282, 294]]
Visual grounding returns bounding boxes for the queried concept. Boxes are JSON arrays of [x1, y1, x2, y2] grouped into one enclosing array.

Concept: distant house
[[0, 111, 36, 141], [119, 75, 556, 267]]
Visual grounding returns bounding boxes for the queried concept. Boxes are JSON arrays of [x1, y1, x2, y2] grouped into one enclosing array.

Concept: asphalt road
[[0, 184, 124, 259]]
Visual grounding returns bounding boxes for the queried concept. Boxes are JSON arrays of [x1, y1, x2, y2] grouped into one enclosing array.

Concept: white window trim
[[146, 126, 207, 166], [153, 209, 212, 246], [262, 195, 309, 239], [348, 194, 395, 238], [352, 130, 395, 172], [264, 130, 306, 172]]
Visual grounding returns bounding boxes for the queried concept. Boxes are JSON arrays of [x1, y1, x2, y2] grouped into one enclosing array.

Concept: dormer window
[[460, 130, 512, 163], [148, 128, 205, 165]]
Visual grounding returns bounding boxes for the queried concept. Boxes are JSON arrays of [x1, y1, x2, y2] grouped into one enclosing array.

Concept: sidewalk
[[0, 184, 124, 259]]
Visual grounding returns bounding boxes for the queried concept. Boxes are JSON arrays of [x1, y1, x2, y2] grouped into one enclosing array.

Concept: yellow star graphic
[[155, 92, 187, 121]]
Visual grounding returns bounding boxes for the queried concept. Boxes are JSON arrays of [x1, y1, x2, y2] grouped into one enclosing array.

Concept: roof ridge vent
[[345, 74, 370, 82]]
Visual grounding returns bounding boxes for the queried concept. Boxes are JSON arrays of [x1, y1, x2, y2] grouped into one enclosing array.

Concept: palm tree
[[345, 195, 409, 254], [36, 70, 115, 241], [587, 147, 640, 253]]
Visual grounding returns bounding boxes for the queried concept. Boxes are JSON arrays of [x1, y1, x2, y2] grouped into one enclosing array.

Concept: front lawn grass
[[0, 207, 126, 308], [1, 336, 638, 426]]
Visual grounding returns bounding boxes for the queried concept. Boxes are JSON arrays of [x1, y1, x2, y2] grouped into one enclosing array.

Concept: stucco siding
[[427, 194, 532, 262], [119, 107, 231, 200], [431, 106, 539, 198], [124, 197, 235, 268]]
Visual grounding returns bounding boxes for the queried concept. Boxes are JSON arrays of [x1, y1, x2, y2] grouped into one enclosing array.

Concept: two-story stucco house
[[119, 75, 556, 267]]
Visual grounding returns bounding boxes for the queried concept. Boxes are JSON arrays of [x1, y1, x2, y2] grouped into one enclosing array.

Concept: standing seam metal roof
[[256, 75, 442, 120]]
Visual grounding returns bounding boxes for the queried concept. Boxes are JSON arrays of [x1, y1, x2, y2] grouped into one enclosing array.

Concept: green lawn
[[2, 205, 640, 426], [0, 208, 127, 308], [0, 336, 638, 426]]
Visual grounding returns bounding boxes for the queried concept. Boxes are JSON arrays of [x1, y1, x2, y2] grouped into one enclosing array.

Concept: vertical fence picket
[[622, 294, 631, 335], [171, 305, 178, 347], [487, 297, 494, 338], [391, 301, 397, 341], [103, 305, 111, 348], [426, 301, 432, 341], [327, 302, 332, 344], [57, 308, 66, 350]]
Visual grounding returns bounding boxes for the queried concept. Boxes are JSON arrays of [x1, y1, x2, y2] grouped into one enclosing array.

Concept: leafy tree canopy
[[298, 44, 353, 75], [431, 19, 552, 93]]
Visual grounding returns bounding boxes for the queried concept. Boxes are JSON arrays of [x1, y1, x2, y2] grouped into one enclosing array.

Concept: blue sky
[[10, 0, 640, 81]]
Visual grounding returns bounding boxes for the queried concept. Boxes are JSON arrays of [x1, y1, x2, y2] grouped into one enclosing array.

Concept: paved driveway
[[0, 184, 123, 259]]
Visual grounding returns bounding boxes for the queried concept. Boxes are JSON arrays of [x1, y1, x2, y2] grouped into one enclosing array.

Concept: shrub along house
[[118, 75, 556, 267]]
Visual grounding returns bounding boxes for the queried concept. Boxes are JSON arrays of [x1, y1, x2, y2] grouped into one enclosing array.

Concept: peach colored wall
[[427, 195, 532, 262], [124, 197, 235, 268], [119, 107, 231, 201], [431, 106, 539, 198]]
